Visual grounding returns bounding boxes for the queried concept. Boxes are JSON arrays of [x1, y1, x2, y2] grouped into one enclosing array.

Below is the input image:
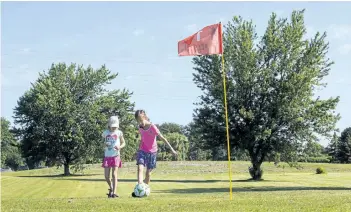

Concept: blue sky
[[1, 2, 351, 146]]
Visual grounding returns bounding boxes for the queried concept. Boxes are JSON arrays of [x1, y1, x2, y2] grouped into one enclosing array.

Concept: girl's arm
[[115, 132, 126, 150], [158, 133, 177, 156], [137, 127, 142, 150], [119, 135, 126, 149], [102, 131, 108, 147]]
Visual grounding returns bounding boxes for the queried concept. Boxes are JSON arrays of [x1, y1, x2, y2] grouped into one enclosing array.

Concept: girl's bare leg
[[137, 164, 144, 184], [112, 167, 118, 195], [144, 168, 152, 185], [104, 168, 112, 196]]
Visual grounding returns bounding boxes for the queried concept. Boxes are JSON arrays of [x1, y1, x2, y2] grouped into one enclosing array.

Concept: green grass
[[1, 161, 351, 211]]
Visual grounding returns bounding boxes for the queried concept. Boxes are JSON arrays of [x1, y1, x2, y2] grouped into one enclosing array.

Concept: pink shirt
[[139, 124, 160, 153]]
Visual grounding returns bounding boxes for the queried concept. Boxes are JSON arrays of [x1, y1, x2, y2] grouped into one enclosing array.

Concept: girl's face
[[109, 127, 117, 132], [136, 113, 147, 125]]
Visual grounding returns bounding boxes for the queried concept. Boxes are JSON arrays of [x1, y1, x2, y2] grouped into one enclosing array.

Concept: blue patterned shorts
[[136, 150, 157, 169]]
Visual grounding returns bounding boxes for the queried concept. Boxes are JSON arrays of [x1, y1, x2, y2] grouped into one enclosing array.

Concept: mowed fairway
[[1, 161, 351, 212]]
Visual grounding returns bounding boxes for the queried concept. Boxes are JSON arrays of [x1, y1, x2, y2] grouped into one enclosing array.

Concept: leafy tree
[[119, 127, 139, 162], [337, 127, 351, 163], [303, 141, 325, 157], [231, 147, 250, 161], [154, 122, 193, 161], [93, 91, 138, 162], [157, 123, 184, 135], [191, 10, 340, 180], [13, 63, 135, 175], [299, 140, 326, 162], [1, 118, 15, 167], [183, 122, 212, 161], [157, 133, 189, 161], [1, 117, 23, 170], [4, 152, 23, 171]]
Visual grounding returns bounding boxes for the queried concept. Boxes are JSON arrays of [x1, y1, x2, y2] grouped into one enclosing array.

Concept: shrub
[[316, 166, 327, 174]]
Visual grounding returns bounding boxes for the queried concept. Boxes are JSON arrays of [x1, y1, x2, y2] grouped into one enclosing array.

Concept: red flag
[[178, 23, 223, 56]]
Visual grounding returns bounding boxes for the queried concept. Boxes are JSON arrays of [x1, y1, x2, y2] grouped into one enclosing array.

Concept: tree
[[93, 91, 138, 162], [192, 10, 340, 180], [119, 127, 139, 162], [337, 127, 351, 163], [301, 141, 325, 159], [157, 122, 184, 135], [157, 133, 189, 161], [326, 132, 340, 163], [1, 117, 15, 167], [1, 117, 23, 170], [155, 122, 192, 161], [231, 147, 250, 161], [184, 122, 212, 161], [13, 63, 135, 175]]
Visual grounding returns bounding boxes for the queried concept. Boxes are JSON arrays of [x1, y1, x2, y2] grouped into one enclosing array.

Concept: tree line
[[1, 10, 350, 179], [2, 116, 350, 172]]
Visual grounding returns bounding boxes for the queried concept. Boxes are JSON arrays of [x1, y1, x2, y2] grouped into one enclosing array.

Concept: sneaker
[[111, 194, 119, 198], [107, 189, 112, 198]]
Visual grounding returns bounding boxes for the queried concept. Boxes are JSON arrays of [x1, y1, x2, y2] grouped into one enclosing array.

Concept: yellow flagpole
[[221, 52, 233, 200]]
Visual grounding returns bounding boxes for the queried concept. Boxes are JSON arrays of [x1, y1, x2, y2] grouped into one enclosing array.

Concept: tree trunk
[[64, 164, 70, 176], [212, 148, 218, 161], [250, 161, 263, 180], [249, 148, 265, 180]]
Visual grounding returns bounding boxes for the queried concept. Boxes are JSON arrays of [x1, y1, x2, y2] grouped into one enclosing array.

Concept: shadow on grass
[[53, 178, 279, 183], [156, 186, 351, 194], [17, 174, 100, 178]]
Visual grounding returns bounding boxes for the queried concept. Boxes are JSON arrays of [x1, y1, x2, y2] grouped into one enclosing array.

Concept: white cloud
[[19, 48, 31, 54], [133, 29, 144, 36], [338, 43, 351, 55], [19, 64, 29, 70], [150, 35, 155, 41], [328, 24, 351, 40]]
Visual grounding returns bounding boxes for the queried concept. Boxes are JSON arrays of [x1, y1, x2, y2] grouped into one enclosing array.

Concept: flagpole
[[178, 21, 233, 199], [221, 47, 233, 200]]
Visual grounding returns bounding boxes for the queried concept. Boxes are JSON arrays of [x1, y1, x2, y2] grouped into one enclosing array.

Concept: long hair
[[135, 109, 150, 122]]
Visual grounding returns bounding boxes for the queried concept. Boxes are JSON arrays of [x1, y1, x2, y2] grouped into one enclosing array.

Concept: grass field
[[1, 161, 351, 212]]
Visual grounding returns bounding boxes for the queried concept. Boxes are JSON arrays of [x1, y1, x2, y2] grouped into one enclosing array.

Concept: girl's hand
[[171, 149, 178, 156], [114, 145, 121, 150]]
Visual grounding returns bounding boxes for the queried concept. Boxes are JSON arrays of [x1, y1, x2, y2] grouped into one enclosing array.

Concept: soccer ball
[[134, 183, 151, 197]]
